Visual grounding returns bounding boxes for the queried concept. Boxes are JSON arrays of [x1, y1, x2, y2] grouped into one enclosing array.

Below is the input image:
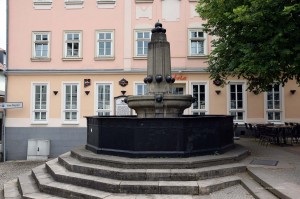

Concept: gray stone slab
[[159, 181, 199, 195], [120, 181, 159, 194], [3, 179, 21, 198]]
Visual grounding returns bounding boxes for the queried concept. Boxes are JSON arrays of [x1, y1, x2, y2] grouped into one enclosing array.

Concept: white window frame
[[228, 82, 246, 123], [171, 83, 186, 95], [188, 29, 207, 57], [136, 0, 153, 3], [32, 32, 51, 61], [135, 83, 148, 95], [65, 0, 84, 9], [63, 31, 82, 60], [191, 82, 209, 115], [62, 82, 80, 124], [95, 82, 113, 116], [96, 0, 116, 8], [95, 30, 114, 60], [31, 82, 49, 124], [134, 30, 151, 58], [265, 84, 283, 123], [33, 0, 53, 9]]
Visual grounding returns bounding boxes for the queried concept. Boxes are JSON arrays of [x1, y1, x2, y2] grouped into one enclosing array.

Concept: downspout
[[2, 0, 9, 162]]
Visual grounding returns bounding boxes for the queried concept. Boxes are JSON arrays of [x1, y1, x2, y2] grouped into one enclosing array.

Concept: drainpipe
[[2, 0, 9, 162]]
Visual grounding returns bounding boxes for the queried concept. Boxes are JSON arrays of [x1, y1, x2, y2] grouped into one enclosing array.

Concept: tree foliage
[[196, 0, 300, 92]]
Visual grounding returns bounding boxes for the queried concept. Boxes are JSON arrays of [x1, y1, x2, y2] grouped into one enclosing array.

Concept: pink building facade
[[4, 0, 300, 160]]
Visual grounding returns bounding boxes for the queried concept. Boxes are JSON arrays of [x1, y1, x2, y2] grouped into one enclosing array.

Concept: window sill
[[31, 58, 51, 62], [136, 0, 154, 3], [62, 121, 79, 125], [65, 1, 84, 9], [62, 57, 83, 61], [94, 57, 115, 61], [97, 0, 116, 8], [33, 1, 52, 9], [33, 1, 52, 5], [97, 0, 116, 4], [133, 56, 147, 60], [31, 121, 48, 125], [187, 55, 208, 59]]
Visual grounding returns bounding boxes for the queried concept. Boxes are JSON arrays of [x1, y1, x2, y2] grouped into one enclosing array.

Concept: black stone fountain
[[86, 22, 234, 157]]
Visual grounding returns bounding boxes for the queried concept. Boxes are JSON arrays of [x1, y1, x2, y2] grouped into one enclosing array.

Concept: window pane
[[274, 112, 281, 120], [191, 32, 197, 38], [137, 32, 143, 38], [268, 112, 273, 120], [73, 43, 79, 50], [42, 35, 48, 40], [200, 85, 205, 92], [237, 101, 243, 109], [198, 32, 204, 37], [99, 33, 104, 39], [67, 34, 73, 40], [231, 93, 236, 100], [237, 85, 242, 92], [65, 112, 70, 119], [106, 33, 111, 39], [74, 34, 79, 40], [237, 112, 243, 120], [36, 35, 41, 40], [237, 93, 243, 100], [72, 112, 77, 119], [144, 32, 150, 38], [35, 112, 40, 120], [274, 101, 280, 109], [41, 112, 47, 120]]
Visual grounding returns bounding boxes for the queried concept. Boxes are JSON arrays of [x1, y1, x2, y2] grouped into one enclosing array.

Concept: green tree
[[197, 0, 300, 92]]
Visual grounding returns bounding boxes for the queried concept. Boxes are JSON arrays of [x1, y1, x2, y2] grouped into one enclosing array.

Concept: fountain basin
[[127, 94, 193, 118], [86, 115, 234, 157]]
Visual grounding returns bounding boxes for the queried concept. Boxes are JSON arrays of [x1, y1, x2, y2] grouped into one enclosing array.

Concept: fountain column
[[127, 22, 193, 118]]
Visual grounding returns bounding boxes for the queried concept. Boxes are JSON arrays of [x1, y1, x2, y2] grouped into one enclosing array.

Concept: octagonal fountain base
[[86, 115, 234, 157]]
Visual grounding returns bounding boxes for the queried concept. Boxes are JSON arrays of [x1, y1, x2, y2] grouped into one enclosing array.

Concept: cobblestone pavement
[[0, 160, 46, 199]]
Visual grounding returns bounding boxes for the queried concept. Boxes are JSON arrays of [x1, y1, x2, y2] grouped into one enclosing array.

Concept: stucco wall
[[5, 127, 86, 160]]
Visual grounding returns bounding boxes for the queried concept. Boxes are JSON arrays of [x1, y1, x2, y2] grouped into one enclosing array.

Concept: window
[[266, 84, 282, 122], [136, 0, 153, 2], [96, 31, 114, 59], [192, 83, 207, 115], [96, 0, 116, 9], [63, 31, 82, 60], [96, 84, 112, 116], [135, 83, 148, 95], [33, 83, 48, 123], [65, 0, 84, 9], [63, 83, 79, 123], [171, 86, 184, 95], [229, 83, 245, 122], [33, 0, 52, 9], [135, 30, 151, 57], [171, 84, 186, 95], [188, 29, 207, 56], [32, 32, 50, 60]]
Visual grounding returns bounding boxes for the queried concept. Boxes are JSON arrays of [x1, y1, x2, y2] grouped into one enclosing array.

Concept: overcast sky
[[0, 0, 6, 50]]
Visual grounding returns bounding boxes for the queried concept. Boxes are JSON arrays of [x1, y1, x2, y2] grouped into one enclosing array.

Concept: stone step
[[18, 172, 64, 199], [247, 167, 297, 199], [3, 175, 63, 199], [30, 164, 213, 199], [45, 158, 242, 195], [3, 179, 21, 199], [70, 145, 250, 169], [32, 164, 112, 199], [59, 152, 246, 181], [238, 173, 278, 199]]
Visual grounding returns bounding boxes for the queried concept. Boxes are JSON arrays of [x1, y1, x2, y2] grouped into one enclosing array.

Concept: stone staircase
[[3, 145, 279, 199]]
